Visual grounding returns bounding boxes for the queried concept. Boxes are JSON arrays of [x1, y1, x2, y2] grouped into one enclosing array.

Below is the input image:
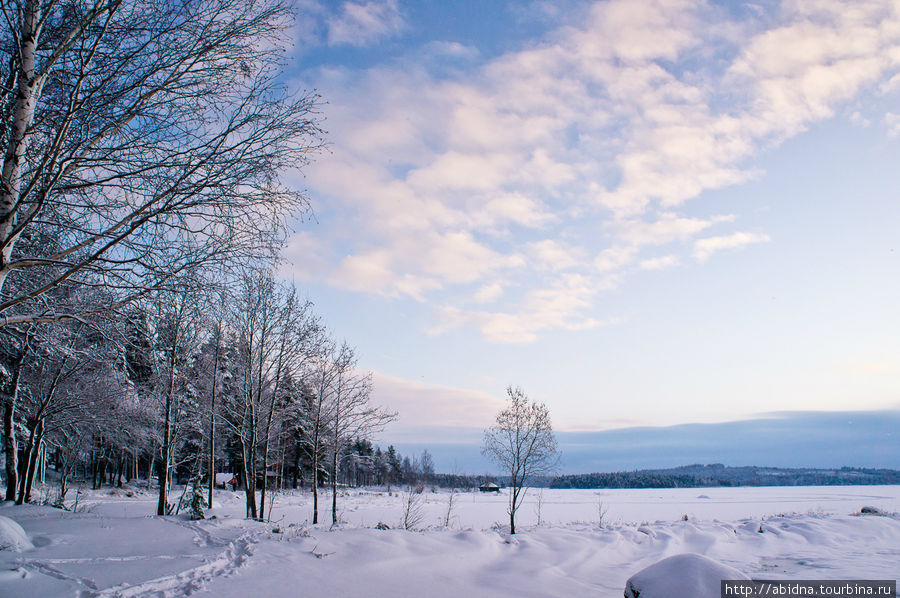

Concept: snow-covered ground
[[1, 485, 898, 597]]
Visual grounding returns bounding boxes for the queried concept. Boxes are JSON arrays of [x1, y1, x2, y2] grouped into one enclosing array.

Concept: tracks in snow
[[17, 517, 262, 598], [90, 530, 257, 597]]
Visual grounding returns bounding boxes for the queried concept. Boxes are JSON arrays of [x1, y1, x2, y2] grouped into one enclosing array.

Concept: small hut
[[215, 473, 237, 490], [479, 482, 500, 493]]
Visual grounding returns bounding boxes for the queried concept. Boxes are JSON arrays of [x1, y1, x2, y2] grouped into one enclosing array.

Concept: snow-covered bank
[[1, 486, 898, 597]]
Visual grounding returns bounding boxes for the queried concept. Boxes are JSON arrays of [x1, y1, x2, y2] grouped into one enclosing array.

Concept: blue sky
[[279, 0, 900, 446]]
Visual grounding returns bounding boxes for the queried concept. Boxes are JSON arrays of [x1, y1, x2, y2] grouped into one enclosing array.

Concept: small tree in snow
[[401, 487, 425, 530], [482, 386, 559, 534]]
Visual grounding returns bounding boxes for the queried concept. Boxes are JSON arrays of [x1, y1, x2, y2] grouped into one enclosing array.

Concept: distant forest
[[548, 464, 900, 489]]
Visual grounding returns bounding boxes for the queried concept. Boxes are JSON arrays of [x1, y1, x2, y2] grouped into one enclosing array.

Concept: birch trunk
[[0, 0, 40, 293]]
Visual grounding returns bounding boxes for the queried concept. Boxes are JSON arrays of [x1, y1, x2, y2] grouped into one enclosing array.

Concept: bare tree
[[442, 486, 457, 528], [0, 0, 323, 502], [222, 269, 277, 519], [1, 329, 30, 500], [150, 285, 204, 516], [258, 285, 318, 521], [14, 319, 108, 503], [303, 339, 336, 525], [219, 268, 320, 520], [325, 343, 395, 525], [196, 287, 228, 510], [401, 486, 424, 531], [0, 0, 323, 329], [482, 386, 559, 534]]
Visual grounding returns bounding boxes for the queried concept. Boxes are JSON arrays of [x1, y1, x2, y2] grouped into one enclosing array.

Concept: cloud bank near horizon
[[384, 410, 900, 474]]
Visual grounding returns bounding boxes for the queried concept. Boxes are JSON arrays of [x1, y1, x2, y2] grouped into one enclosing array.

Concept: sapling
[[597, 498, 608, 528], [443, 487, 457, 528], [402, 487, 425, 530], [535, 489, 545, 526]]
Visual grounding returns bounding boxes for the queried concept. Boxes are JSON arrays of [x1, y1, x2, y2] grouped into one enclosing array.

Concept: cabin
[[215, 473, 237, 489], [479, 482, 500, 493]]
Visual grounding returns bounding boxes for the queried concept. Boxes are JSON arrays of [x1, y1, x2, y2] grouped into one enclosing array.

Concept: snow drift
[[0, 515, 33, 552], [624, 553, 749, 598]]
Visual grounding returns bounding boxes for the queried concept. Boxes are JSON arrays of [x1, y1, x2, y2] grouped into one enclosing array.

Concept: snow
[[624, 553, 749, 598], [0, 485, 898, 597], [0, 515, 33, 552]]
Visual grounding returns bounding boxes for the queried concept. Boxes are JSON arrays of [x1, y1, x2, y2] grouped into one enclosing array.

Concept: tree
[[0, 0, 323, 501], [193, 292, 227, 510], [302, 338, 337, 524], [482, 386, 559, 534], [0, 0, 323, 329], [14, 318, 114, 503], [420, 449, 434, 487], [324, 342, 395, 525], [386, 445, 401, 488], [222, 268, 279, 520], [1, 330, 31, 501]]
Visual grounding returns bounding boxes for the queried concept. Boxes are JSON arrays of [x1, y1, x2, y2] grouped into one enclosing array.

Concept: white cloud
[[882, 73, 900, 93], [293, 0, 900, 341], [280, 231, 331, 280], [640, 255, 679, 270], [432, 274, 614, 343], [327, 0, 404, 46], [327, 231, 525, 300], [328, 250, 397, 293], [528, 240, 586, 271], [473, 283, 504, 304], [616, 213, 736, 247], [423, 41, 480, 61], [885, 113, 900, 136], [595, 245, 636, 273], [693, 232, 771, 262], [850, 111, 871, 127]]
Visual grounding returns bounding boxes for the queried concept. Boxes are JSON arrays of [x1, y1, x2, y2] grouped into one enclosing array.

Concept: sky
[[277, 0, 900, 456]]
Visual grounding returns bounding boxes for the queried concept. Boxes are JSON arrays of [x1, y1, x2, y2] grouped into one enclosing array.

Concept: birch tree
[[150, 286, 204, 516], [198, 291, 227, 510], [15, 321, 99, 503], [482, 386, 559, 535], [0, 0, 322, 501], [222, 269, 314, 519], [258, 284, 319, 521], [0, 0, 323, 329], [0, 329, 30, 500], [303, 339, 336, 525], [326, 342, 395, 525]]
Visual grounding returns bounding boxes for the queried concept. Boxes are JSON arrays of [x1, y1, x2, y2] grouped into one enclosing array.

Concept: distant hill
[[388, 410, 900, 474], [549, 464, 900, 489]]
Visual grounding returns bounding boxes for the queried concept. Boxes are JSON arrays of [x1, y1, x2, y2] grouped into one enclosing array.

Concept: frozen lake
[[2, 484, 898, 597], [266, 484, 900, 529], [66, 484, 900, 529]]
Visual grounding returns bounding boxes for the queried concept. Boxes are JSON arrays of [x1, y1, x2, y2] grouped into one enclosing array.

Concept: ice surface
[[624, 553, 749, 598]]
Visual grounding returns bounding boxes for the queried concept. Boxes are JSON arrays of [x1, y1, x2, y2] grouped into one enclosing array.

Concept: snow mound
[[624, 553, 749, 598], [0, 515, 33, 552]]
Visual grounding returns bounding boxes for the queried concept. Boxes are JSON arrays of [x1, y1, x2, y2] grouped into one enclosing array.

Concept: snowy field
[[1, 484, 898, 597]]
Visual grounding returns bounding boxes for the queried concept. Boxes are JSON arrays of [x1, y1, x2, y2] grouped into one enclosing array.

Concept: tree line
[[0, 0, 402, 523], [550, 464, 900, 489], [1, 256, 398, 523]]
